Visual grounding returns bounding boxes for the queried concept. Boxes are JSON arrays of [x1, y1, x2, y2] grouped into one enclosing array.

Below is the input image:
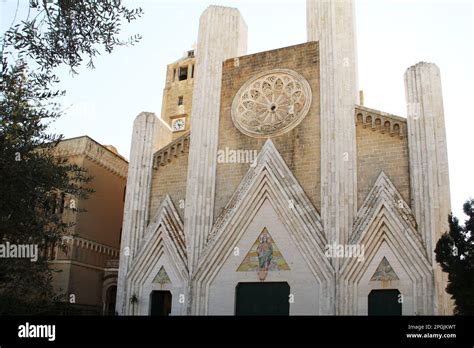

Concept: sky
[[1, 0, 473, 220]]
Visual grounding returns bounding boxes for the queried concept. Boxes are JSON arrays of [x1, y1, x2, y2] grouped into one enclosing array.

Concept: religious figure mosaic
[[153, 265, 171, 286], [370, 257, 399, 281], [237, 228, 290, 280]]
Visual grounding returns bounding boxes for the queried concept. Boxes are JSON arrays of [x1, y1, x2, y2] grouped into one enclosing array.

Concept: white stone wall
[[339, 172, 434, 315], [137, 257, 187, 316], [356, 242, 415, 315], [207, 200, 321, 315]]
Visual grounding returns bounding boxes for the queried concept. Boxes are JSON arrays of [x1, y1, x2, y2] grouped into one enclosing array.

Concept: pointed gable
[[339, 171, 434, 314], [128, 195, 188, 287], [192, 139, 335, 314]]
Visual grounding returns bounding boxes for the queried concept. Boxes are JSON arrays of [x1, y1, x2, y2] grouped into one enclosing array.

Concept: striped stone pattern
[[307, 0, 358, 253], [116, 112, 158, 314], [404, 62, 451, 314], [184, 6, 248, 274]]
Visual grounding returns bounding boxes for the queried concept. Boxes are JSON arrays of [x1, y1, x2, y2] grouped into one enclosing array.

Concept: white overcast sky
[[1, 0, 473, 220]]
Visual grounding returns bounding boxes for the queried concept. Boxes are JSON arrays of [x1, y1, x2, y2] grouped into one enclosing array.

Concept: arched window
[[105, 286, 117, 316]]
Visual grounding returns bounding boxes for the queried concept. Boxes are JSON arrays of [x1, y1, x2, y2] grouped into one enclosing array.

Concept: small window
[[187, 50, 195, 58], [59, 192, 65, 214], [172, 68, 176, 82], [178, 96, 184, 106], [46, 241, 56, 261], [178, 66, 188, 81], [191, 65, 195, 79], [50, 192, 58, 214]]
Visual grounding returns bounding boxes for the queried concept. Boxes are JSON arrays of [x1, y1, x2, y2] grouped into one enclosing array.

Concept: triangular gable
[[339, 172, 433, 314], [192, 139, 334, 314], [128, 195, 188, 287], [352, 171, 420, 246], [237, 227, 290, 272], [346, 172, 429, 271]]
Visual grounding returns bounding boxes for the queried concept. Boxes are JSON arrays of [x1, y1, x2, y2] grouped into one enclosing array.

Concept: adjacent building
[[49, 136, 127, 315]]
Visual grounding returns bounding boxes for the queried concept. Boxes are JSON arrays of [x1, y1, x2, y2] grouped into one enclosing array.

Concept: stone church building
[[117, 0, 452, 315]]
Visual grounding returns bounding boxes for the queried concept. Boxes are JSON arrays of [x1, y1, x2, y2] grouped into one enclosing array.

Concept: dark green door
[[368, 289, 402, 316], [149, 291, 172, 316], [235, 282, 290, 316]]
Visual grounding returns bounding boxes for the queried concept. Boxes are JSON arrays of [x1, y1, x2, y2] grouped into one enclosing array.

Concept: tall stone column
[[307, 0, 358, 256], [307, 0, 358, 314], [404, 62, 452, 314], [116, 112, 158, 315], [184, 6, 247, 277]]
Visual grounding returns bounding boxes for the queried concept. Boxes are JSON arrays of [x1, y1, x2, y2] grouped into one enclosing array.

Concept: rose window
[[231, 69, 312, 138]]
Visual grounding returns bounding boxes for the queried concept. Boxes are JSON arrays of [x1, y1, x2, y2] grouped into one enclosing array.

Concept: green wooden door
[[368, 289, 402, 316], [235, 282, 290, 316]]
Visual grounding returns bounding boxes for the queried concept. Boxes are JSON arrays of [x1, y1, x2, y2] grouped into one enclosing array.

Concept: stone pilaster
[[404, 62, 452, 314], [184, 6, 247, 277], [307, 0, 358, 314], [116, 112, 158, 315], [307, 0, 358, 255]]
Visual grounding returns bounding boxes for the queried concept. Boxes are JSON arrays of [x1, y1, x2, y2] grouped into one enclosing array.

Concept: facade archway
[[104, 285, 117, 316]]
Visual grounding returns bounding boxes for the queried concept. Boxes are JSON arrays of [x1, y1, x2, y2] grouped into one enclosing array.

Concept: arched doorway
[[235, 282, 290, 316], [149, 291, 172, 316], [368, 289, 402, 316], [104, 285, 117, 316]]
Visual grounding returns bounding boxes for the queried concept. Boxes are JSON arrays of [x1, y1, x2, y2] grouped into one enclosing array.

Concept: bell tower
[[160, 50, 196, 138]]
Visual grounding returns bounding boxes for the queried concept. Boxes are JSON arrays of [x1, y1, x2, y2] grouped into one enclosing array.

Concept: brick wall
[[149, 151, 189, 222], [356, 123, 411, 208], [215, 42, 321, 221]]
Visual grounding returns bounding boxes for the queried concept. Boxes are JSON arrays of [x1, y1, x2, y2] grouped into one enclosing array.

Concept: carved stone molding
[[54, 136, 128, 179], [231, 69, 312, 138], [355, 105, 407, 139], [152, 132, 190, 169]]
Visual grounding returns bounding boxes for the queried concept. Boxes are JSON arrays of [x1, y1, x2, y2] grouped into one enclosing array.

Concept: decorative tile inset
[[153, 266, 171, 285], [370, 257, 399, 281], [237, 228, 290, 280]]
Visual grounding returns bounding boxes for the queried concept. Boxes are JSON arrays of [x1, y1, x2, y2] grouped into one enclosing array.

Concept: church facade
[[116, 0, 452, 315]]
